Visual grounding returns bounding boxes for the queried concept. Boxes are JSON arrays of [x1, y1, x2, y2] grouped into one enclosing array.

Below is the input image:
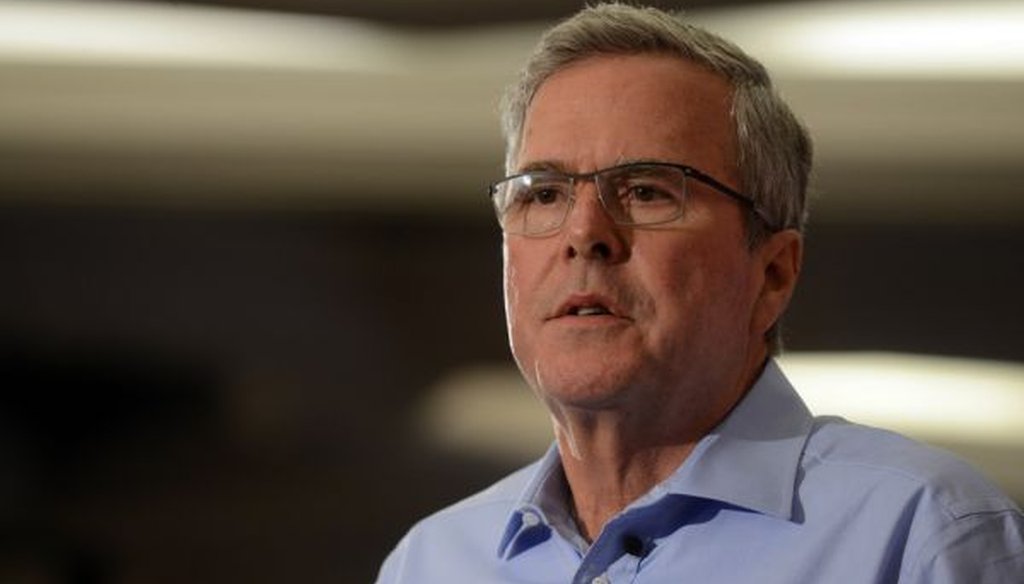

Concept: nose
[[563, 181, 629, 262]]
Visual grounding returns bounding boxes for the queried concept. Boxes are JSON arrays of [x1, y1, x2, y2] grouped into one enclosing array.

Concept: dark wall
[[1, 203, 1021, 583]]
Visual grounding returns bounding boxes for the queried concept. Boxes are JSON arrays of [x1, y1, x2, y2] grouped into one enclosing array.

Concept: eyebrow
[[516, 157, 677, 174], [516, 160, 566, 173]]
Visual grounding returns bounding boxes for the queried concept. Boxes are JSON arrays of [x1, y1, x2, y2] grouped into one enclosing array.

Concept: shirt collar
[[496, 443, 572, 559], [497, 359, 813, 559], [656, 359, 814, 519]]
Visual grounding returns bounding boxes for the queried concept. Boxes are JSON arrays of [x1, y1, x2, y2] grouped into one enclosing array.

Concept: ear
[[751, 229, 803, 338]]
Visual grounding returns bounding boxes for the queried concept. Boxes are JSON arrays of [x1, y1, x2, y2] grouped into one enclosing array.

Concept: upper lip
[[550, 292, 624, 319]]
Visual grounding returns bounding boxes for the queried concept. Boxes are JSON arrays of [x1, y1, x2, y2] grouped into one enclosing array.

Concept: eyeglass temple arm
[[684, 167, 779, 231]]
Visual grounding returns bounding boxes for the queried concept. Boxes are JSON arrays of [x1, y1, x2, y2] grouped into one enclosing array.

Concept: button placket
[[606, 550, 643, 583]]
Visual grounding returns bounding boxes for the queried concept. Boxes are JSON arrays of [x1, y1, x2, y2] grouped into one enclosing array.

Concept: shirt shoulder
[[805, 416, 1015, 514], [425, 458, 541, 522], [803, 417, 1024, 582], [375, 460, 542, 584]]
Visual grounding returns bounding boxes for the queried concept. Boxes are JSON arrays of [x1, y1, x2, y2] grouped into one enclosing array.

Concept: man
[[377, 4, 1024, 583]]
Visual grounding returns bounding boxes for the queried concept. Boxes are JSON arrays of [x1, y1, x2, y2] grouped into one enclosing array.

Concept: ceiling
[[133, 0, 757, 27], [1, 0, 1022, 224]]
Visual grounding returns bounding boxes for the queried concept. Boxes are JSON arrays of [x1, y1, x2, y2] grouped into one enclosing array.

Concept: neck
[[557, 428, 696, 541], [555, 352, 769, 542]]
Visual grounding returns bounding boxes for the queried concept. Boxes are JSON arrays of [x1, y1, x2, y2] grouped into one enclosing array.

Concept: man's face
[[504, 55, 770, 417]]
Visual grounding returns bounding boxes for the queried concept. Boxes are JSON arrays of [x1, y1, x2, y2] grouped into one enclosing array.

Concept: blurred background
[[1, 0, 1022, 582]]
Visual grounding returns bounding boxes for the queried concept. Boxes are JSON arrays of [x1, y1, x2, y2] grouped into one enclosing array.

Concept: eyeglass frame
[[488, 161, 778, 236]]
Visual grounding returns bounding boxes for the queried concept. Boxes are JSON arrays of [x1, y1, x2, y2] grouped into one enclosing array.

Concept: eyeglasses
[[488, 161, 774, 236]]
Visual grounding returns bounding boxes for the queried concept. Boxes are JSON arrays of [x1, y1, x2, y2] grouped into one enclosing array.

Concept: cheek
[[502, 244, 536, 347], [644, 242, 751, 340], [503, 240, 551, 313], [503, 245, 547, 386], [688, 257, 758, 343], [503, 244, 526, 308], [502, 250, 520, 334]]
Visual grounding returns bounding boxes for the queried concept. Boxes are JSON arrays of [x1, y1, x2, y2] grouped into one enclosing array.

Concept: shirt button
[[521, 511, 540, 527], [591, 575, 609, 584]]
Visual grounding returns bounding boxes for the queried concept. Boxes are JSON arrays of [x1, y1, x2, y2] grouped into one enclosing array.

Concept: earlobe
[[752, 229, 803, 337]]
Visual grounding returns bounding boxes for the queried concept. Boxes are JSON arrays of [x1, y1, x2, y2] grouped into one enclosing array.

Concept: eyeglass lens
[[494, 164, 688, 235]]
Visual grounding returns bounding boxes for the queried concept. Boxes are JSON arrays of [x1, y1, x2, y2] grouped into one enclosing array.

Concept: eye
[[513, 181, 567, 206], [531, 187, 561, 205], [622, 181, 677, 205], [626, 184, 671, 203]]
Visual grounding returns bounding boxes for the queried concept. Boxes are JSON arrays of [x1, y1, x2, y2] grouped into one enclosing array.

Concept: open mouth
[[570, 305, 612, 316], [551, 294, 623, 322]]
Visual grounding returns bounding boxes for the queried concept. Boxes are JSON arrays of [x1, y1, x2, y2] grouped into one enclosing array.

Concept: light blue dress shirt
[[377, 360, 1024, 583]]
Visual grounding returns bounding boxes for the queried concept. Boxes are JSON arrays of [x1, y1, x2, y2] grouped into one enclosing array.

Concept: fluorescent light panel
[[1, 1, 1022, 78], [693, 1, 1024, 78], [0, 0, 405, 71], [778, 352, 1024, 443], [420, 352, 1024, 460]]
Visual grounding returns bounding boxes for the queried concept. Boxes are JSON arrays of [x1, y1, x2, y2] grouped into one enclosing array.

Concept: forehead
[[517, 54, 737, 177]]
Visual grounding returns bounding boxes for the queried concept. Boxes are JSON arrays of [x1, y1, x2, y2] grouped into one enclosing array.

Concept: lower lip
[[549, 314, 628, 327]]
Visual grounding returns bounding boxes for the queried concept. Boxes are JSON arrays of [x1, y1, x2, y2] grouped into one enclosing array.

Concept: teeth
[[576, 306, 609, 316]]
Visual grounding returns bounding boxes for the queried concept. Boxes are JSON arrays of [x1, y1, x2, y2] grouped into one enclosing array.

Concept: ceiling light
[[419, 353, 1024, 497], [696, 1, 1024, 79], [0, 0, 404, 71]]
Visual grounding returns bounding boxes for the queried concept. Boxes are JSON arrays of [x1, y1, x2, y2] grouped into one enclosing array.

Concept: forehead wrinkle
[[516, 160, 568, 173], [516, 156, 683, 176], [518, 55, 738, 183]]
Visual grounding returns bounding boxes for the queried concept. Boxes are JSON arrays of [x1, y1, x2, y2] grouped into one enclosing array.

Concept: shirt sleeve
[[905, 508, 1024, 583], [374, 535, 409, 584]]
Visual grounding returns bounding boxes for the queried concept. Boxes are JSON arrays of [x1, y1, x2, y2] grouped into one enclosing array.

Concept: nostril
[[565, 236, 616, 260], [591, 242, 611, 259], [562, 195, 627, 261]]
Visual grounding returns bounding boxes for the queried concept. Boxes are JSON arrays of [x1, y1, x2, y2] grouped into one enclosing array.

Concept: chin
[[527, 359, 643, 411]]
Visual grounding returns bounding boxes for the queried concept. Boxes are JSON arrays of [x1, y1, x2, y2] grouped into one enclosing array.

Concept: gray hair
[[499, 3, 813, 352], [500, 2, 812, 243]]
